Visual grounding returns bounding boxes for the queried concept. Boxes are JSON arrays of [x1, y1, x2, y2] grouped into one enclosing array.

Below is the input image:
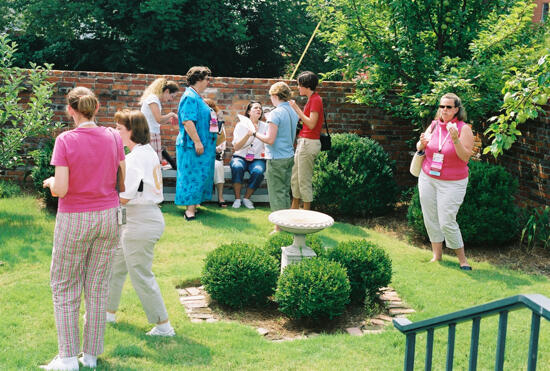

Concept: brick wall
[[2, 69, 549, 208]]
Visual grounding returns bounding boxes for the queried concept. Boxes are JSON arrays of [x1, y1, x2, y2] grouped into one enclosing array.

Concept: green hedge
[[325, 239, 392, 303], [201, 242, 279, 308], [30, 139, 57, 210], [312, 133, 398, 217], [0, 180, 21, 198], [275, 257, 350, 320], [407, 161, 520, 245]]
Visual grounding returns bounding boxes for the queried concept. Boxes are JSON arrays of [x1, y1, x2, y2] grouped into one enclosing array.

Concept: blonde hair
[[269, 82, 291, 102], [66, 86, 98, 120], [139, 78, 179, 104], [437, 93, 467, 122]]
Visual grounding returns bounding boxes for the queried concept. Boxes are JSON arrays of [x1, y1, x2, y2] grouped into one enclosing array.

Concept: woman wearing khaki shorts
[[289, 71, 323, 210]]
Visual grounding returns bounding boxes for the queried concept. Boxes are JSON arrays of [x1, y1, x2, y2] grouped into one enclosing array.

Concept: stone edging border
[[177, 286, 415, 340]]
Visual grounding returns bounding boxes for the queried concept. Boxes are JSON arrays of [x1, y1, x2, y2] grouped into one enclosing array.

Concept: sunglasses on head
[[439, 105, 455, 109]]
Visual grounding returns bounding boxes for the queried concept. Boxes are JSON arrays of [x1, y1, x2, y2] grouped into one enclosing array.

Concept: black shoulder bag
[[320, 110, 331, 151]]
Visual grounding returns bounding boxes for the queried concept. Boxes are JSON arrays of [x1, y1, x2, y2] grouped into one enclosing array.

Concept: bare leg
[[243, 187, 255, 200], [216, 183, 225, 202], [430, 242, 443, 262], [291, 197, 300, 209], [233, 183, 241, 200], [302, 201, 311, 210], [186, 205, 196, 217], [454, 247, 469, 267]]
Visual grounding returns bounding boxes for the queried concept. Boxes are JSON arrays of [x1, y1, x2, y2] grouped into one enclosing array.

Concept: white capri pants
[[418, 171, 468, 249], [214, 159, 224, 184], [107, 204, 168, 324]]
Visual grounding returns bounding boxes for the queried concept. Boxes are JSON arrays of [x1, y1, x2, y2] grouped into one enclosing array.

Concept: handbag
[[409, 151, 425, 177], [320, 111, 331, 151], [409, 122, 436, 177]]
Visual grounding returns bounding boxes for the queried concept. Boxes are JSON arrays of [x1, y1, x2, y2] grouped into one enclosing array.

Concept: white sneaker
[[232, 199, 241, 208], [242, 198, 254, 209], [106, 312, 116, 323], [146, 325, 175, 337], [39, 355, 79, 370], [78, 353, 97, 368]]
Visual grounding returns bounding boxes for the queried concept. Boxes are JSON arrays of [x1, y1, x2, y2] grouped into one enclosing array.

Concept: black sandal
[[218, 201, 227, 208], [184, 212, 196, 221]]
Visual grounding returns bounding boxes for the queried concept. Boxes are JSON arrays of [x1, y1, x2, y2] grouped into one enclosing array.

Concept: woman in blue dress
[[175, 66, 216, 220]]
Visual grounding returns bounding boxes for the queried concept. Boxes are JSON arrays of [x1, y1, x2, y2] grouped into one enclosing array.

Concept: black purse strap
[[323, 109, 330, 136]]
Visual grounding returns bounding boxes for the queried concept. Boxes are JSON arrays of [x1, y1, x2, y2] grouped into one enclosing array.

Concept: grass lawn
[[1, 196, 550, 370]]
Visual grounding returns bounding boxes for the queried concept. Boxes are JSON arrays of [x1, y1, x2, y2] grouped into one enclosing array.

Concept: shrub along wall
[[1, 69, 548, 208]]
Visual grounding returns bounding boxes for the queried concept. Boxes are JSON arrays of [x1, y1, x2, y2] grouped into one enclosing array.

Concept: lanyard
[[438, 126, 451, 153]]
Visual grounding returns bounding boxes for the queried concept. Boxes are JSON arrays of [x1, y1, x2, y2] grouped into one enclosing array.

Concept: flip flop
[[460, 265, 472, 271]]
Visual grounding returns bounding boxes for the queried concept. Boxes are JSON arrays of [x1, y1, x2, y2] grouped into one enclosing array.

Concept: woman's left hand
[[43, 177, 54, 188]]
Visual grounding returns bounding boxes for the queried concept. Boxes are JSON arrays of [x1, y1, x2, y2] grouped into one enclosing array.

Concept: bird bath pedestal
[[268, 209, 334, 272]]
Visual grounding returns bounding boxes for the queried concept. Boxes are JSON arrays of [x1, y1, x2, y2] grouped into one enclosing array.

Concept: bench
[[162, 166, 269, 203]]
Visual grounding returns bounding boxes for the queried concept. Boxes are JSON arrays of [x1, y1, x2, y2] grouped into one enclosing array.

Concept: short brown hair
[[297, 71, 319, 91], [269, 82, 291, 101], [66, 86, 98, 119], [114, 109, 150, 145], [186, 66, 212, 86]]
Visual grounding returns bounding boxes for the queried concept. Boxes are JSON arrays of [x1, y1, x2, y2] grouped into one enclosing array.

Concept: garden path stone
[[346, 327, 363, 336], [257, 328, 269, 336], [187, 287, 201, 296], [389, 308, 416, 315], [181, 295, 206, 301]]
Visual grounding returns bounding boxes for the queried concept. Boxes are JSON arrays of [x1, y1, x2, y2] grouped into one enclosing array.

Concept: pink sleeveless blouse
[[422, 118, 469, 180]]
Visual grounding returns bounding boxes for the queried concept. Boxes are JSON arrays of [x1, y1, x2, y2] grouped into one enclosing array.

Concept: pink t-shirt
[[51, 126, 125, 213], [422, 119, 469, 180]]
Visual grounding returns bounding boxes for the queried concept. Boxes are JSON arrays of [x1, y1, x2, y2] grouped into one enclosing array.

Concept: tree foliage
[[0, 35, 61, 171], [308, 0, 548, 152], [2, 0, 338, 77]]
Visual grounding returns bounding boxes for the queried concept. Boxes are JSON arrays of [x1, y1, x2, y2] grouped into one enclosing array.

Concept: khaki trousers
[[107, 204, 168, 324], [291, 137, 321, 202]]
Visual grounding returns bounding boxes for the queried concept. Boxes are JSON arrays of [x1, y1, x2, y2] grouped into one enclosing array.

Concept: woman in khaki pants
[[289, 71, 324, 210], [106, 110, 175, 336]]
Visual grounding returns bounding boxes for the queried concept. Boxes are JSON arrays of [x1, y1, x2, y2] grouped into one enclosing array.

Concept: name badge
[[430, 152, 444, 176]]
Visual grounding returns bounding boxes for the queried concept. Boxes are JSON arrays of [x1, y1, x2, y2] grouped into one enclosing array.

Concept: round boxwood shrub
[[407, 161, 520, 245], [325, 239, 392, 303], [201, 242, 279, 309], [275, 257, 351, 320], [263, 232, 324, 267], [312, 133, 398, 217]]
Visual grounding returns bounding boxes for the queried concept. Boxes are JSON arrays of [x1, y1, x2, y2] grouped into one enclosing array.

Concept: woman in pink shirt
[[41, 87, 125, 370], [416, 93, 474, 270]]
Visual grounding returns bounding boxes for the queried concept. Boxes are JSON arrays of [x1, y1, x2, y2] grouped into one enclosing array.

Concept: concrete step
[[162, 166, 269, 204]]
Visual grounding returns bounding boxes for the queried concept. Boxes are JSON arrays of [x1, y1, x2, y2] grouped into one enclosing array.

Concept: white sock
[[106, 312, 116, 322], [82, 353, 96, 363], [156, 321, 171, 332]]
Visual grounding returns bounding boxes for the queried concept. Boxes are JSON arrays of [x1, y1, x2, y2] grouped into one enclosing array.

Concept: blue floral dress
[[175, 87, 216, 206]]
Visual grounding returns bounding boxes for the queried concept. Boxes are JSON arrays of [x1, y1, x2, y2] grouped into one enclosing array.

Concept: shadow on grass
[[438, 260, 546, 287], [161, 204, 270, 234], [108, 322, 212, 368], [0, 210, 54, 265], [318, 222, 369, 248]]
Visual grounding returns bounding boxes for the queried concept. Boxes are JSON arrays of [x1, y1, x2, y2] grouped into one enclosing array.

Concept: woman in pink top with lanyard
[[416, 93, 474, 270], [41, 87, 125, 370]]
